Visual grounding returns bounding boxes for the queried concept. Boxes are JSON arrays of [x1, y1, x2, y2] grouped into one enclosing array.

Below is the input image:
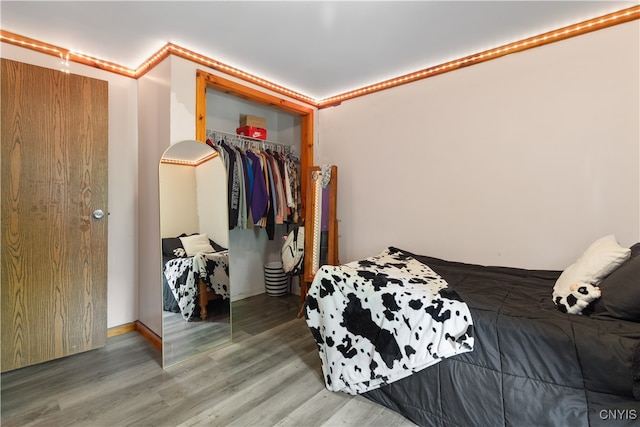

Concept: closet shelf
[[206, 128, 294, 154]]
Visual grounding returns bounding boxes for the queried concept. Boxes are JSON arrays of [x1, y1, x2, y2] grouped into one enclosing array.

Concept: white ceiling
[[1, 1, 637, 101]]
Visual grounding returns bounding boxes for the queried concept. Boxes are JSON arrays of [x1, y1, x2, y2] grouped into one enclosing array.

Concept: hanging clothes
[[220, 141, 241, 230], [206, 131, 301, 240], [246, 150, 268, 222], [243, 151, 254, 226]]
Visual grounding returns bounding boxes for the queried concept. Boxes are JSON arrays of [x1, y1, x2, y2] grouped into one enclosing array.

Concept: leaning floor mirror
[[159, 140, 231, 367]]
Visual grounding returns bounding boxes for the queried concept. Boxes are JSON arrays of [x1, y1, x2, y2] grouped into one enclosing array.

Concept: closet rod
[[206, 128, 294, 154]]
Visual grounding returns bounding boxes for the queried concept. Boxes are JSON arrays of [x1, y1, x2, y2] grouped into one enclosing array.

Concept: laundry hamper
[[264, 261, 288, 296]]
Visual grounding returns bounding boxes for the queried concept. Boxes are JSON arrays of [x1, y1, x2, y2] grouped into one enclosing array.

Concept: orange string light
[[1, 5, 638, 108]]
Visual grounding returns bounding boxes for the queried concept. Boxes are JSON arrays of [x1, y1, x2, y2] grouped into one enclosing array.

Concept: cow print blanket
[[304, 247, 474, 395], [164, 251, 230, 321]]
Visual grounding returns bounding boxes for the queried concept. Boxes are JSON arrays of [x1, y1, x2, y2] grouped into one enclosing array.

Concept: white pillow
[[179, 233, 215, 256], [553, 235, 631, 314]]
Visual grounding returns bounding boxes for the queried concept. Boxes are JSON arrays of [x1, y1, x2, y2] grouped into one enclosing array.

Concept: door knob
[[93, 209, 105, 219]]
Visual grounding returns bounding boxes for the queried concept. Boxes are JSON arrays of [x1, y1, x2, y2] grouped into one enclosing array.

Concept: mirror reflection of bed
[[159, 140, 231, 368]]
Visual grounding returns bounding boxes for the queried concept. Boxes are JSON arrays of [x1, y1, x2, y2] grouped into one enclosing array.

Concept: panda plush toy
[[553, 282, 601, 315], [552, 234, 631, 315]]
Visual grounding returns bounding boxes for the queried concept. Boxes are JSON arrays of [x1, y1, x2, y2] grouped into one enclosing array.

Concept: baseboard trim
[[135, 321, 162, 351], [107, 322, 137, 337], [107, 321, 162, 351]]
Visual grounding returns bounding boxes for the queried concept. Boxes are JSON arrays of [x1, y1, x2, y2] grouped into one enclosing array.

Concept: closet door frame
[[195, 70, 315, 220]]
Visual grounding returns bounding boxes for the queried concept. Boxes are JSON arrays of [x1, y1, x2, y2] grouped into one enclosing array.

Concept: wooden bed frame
[[197, 278, 222, 320]]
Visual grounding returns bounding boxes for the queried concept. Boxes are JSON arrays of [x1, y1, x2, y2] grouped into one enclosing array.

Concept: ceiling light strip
[[160, 151, 219, 167], [0, 31, 65, 57], [70, 51, 136, 77], [0, 30, 137, 77], [2, 4, 637, 107], [194, 151, 219, 166], [160, 158, 198, 166], [165, 43, 317, 106], [318, 5, 640, 108], [0, 30, 316, 105], [133, 44, 172, 78]]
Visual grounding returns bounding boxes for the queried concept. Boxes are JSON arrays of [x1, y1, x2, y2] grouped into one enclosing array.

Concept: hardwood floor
[[1, 293, 415, 427], [163, 298, 231, 367]]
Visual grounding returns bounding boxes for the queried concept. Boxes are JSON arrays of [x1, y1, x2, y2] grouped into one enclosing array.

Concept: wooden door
[[1, 59, 108, 372]]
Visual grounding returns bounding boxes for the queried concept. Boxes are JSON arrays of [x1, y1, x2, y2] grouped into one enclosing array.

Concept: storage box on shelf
[[236, 126, 267, 140], [239, 114, 266, 128]]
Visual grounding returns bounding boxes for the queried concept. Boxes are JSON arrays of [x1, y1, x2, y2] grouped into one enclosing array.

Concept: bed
[[304, 240, 640, 426], [162, 234, 230, 321]]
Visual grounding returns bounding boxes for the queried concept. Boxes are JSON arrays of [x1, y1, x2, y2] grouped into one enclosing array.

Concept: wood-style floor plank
[[1, 294, 415, 427]]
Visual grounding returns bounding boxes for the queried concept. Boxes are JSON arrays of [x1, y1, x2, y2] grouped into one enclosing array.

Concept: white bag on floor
[[281, 226, 304, 275]]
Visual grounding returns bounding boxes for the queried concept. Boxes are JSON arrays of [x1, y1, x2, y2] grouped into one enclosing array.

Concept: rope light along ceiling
[[1, 5, 638, 108], [0, 31, 138, 77], [160, 151, 219, 167], [318, 5, 640, 107]]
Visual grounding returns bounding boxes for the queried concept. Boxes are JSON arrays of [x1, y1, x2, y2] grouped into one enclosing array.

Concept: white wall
[[159, 164, 198, 238], [318, 21, 640, 270], [137, 58, 171, 335], [1, 43, 139, 329], [159, 158, 228, 245], [196, 156, 229, 249]]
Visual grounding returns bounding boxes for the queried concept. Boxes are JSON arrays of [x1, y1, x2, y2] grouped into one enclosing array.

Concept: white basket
[[264, 261, 288, 296]]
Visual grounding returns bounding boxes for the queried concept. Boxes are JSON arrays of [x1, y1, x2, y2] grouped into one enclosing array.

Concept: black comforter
[[363, 248, 640, 427]]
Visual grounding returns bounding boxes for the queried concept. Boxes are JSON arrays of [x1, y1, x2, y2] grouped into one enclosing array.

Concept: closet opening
[[194, 69, 315, 305], [195, 70, 314, 215]]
